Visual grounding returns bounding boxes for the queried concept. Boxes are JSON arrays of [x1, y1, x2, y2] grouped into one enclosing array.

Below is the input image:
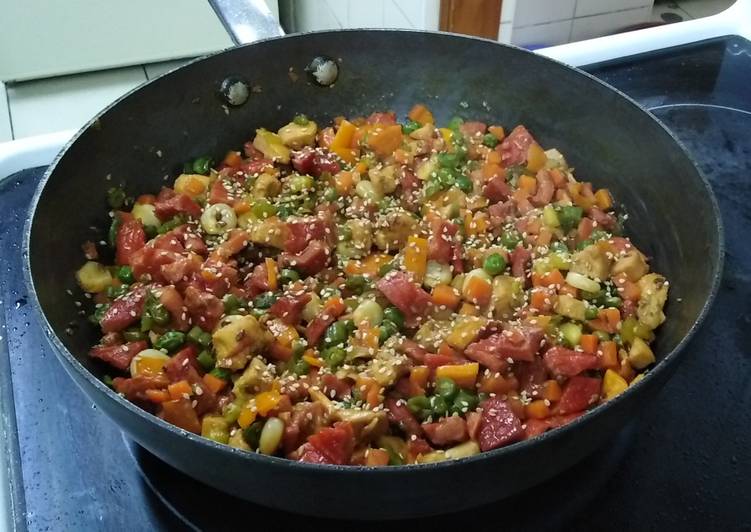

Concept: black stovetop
[[2, 35, 750, 532]]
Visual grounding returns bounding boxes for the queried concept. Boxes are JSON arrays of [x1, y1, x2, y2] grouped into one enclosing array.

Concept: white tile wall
[[293, 0, 439, 31], [570, 6, 652, 41], [680, 0, 736, 18], [398, 0, 430, 27], [348, 0, 386, 27], [501, 0, 518, 22], [575, 0, 651, 18], [0, 84, 11, 142], [384, 0, 413, 28], [498, 22, 514, 44], [513, 0, 576, 27], [512, 20, 573, 47]]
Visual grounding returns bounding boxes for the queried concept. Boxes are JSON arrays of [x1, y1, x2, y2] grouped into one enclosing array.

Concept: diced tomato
[[385, 397, 423, 437], [159, 398, 201, 434], [543, 346, 599, 377], [158, 286, 190, 331], [498, 125, 536, 167], [556, 376, 602, 414], [183, 286, 224, 332], [243, 141, 265, 159], [483, 175, 512, 203], [208, 179, 231, 205], [297, 443, 329, 464], [281, 241, 330, 276], [478, 397, 524, 452], [423, 416, 468, 446], [90, 340, 148, 371], [376, 271, 432, 327], [303, 422, 355, 465], [464, 327, 544, 369], [407, 438, 434, 461], [269, 293, 311, 325], [100, 287, 147, 333], [112, 373, 169, 402], [115, 218, 146, 266], [427, 218, 457, 264]]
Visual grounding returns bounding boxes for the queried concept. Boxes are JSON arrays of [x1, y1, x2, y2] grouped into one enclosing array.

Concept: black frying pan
[[23, 30, 722, 519]]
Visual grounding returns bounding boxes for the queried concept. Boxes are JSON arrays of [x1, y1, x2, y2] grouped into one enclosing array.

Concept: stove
[[2, 31, 751, 532]]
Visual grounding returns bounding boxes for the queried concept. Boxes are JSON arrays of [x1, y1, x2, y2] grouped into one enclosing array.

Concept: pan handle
[[208, 0, 285, 45]]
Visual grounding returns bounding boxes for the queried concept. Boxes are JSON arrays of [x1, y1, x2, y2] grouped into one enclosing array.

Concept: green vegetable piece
[[594, 330, 611, 342], [196, 350, 215, 371], [192, 156, 213, 176], [155, 331, 186, 352], [455, 175, 473, 193], [117, 265, 134, 284], [402, 120, 421, 134], [429, 395, 449, 417], [322, 346, 346, 369], [345, 275, 370, 294], [406, 395, 431, 420], [253, 291, 278, 309], [378, 260, 396, 277], [323, 187, 339, 202], [150, 303, 170, 325], [438, 152, 461, 169], [436, 167, 456, 188], [293, 114, 310, 126], [252, 200, 278, 220], [483, 253, 507, 276], [383, 307, 405, 330], [342, 319, 356, 335], [107, 187, 127, 209], [549, 241, 569, 254], [603, 296, 623, 308], [584, 306, 600, 320], [108, 217, 121, 247], [451, 389, 479, 415], [210, 367, 232, 381], [560, 322, 582, 348], [482, 133, 499, 148], [291, 339, 307, 358], [501, 230, 522, 249], [322, 321, 348, 347], [590, 229, 609, 242], [122, 329, 146, 342], [292, 357, 310, 376], [378, 320, 399, 344], [139, 314, 153, 332], [242, 420, 265, 449], [223, 293, 246, 314], [558, 206, 584, 232], [103, 375, 115, 388], [106, 285, 129, 299], [434, 377, 459, 402], [447, 116, 464, 131], [385, 445, 404, 466], [157, 215, 185, 234], [278, 268, 300, 285], [424, 180, 443, 199], [187, 326, 212, 347]]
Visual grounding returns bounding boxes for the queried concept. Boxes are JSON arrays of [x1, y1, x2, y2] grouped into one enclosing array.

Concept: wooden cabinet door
[[439, 0, 503, 40]]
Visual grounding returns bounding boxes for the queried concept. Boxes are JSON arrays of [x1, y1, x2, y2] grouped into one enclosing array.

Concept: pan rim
[[22, 28, 724, 475]]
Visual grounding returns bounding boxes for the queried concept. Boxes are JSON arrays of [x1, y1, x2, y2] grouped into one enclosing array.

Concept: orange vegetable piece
[[541, 269, 565, 287], [618, 358, 636, 382], [255, 390, 282, 416], [404, 236, 429, 283], [222, 150, 243, 168], [599, 341, 619, 369], [464, 212, 489, 236], [134, 356, 167, 376], [237, 405, 257, 429], [541, 380, 562, 402], [435, 363, 480, 389], [558, 284, 579, 298], [518, 174, 538, 195], [265, 257, 278, 291], [464, 276, 492, 306], [613, 273, 641, 301], [526, 144, 547, 173], [488, 125, 505, 141], [594, 188, 613, 210], [409, 366, 430, 393], [485, 149, 502, 165], [549, 168, 566, 188], [233, 199, 252, 215], [362, 253, 392, 277], [323, 296, 347, 317], [168, 380, 192, 400], [507, 395, 527, 420], [202, 373, 227, 395], [334, 170, 355, 195], [482, 162, 505, 180], [536, 226, 553, 247], [355, 326, 380, 349], [367, 124, 404, 157], [136, 194, 156, 205], [525, 399, 550, 420], [432, 284, 461, 310], [331, 119, 359, 163], [478, 373, 518, 394], [530, 288, 555, 313], [302, 349, 324, 368], [408, 103, 434, 125], [366, 448, 390, 467], [580, 334, 599, 353], [145, 389, 170, 403]]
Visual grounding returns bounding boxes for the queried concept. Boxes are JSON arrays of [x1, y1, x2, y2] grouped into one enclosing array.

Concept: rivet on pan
[[305, 56, 339, 87], [219, 76, 250, 106]]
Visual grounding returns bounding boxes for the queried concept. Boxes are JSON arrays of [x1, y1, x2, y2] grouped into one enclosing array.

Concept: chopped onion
[[565, 271, 601, 292]]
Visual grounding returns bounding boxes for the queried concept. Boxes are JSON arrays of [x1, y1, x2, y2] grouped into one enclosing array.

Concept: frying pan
[[23, 30, 722, 519]]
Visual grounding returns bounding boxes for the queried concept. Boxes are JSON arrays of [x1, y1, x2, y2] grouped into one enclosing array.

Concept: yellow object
[[265, 257, 278, 291], [331, 119, 358, 162], [628, 337, 656, 369], [252, 128, 291, 164], [76, 261, 112, 293], [445, 317, 486, 349], [526, 144, 547, 173], [174, 173, 210, 198], [255, 390, 282, 416], [404, 235, 429, 283], [435, 363, 479, 388], [602, 369, 628, 400], [438, 127, 453, 145], [303, 353, 323, 367], [237, 405, 258, 429]]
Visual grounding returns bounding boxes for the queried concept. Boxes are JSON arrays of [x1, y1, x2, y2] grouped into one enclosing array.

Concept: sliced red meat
[[590, 207, 617, 230], [451, 243, 464, 274], [510, 246, 532, 280], [466, 411, 482, 441], [483, 175, 512, 203], [183, 286, 224, 332], [478, 397, 524, 452], [159, 398, 201, 434], [90, 340, 147, 371], [131, 247, 182, 284], [208, 179, 231, 205], [428, 218, 457, 264], [556, 376, 602, 414], [291, 148, 341, 177], [398, 339, 427, 364], [305, 300, 346, 346], [517, 357, 548, 396], [164, 345, 217, 415], [283, 402, 326, 454], [488, 200, 516, 228], [112, 374, 169, 402], [244, 263, 271, 297], [269, 292, 311, 325], [320, 373, 352, 400], [100, 287, 147, 333], [407, 438, 434, 461], [160, 255, 201, 285], [281, 240, 330, 276], [241, 158, 274, 176], [385, 397, 423, 437], [499, 125, 536, 167], [524, 413, 584, 439], [303, 422, 355, 465], [285, 217, 334, 253], [158, 285, 190, 331], [543, 346, 600, 377], [154, 189, 202, 220], [464, 327, 544, 369], [366, 111, 397, 125], [530, 170, 554, 206], [152, 231, 185, 253], [424, 353, 458, 369], [376, 271, 432, 327], [115, 218, 146, 266], [577, 217, 594, 242], [422, 416, 468, 446]]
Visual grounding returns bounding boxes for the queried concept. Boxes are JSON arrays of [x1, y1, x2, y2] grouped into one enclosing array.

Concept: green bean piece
[[382, 307, 405, 330], [378, 320, 399, 344], [429, 395, 449, 418], [406, 395, 431, 421], [292, 358, 310, 376], [187, 326, 212, 347], [192, 156, 213, 175], [322, 346, 346, 369], [451, 390, 479, 415], [323, 187, 339, 202], [549, 241, 569, 254], [155, 331, 185, 352], [438, 152, 461, 169], [584, 306, 600, 320], [157, 215, 185, 235], [345, 275, 370, 294], [117, 265, 135, 284], [196, 350, 215, 371], [603, 296, 623, 308], [242, 420, 265, 449], [447, 116, 464, 131], [557, 206, 584, 232], [434, 377, 459, 402], [483, 253, 507, 276], [210, 367, 232, 381], [108, 217, 121, 247], [122, 329, 146, 342], [278, 268, 300, 285], [594, 330, 611, 342], [252, 200, 278, 220], [378, 260, 396, 277], [106, 285, 129, 299], [223, 293, 246, 314], [482, 133, 499, 148], [455, 175, 473, 193], [103, 375, 115, 388], [424, 180, 443, 199]]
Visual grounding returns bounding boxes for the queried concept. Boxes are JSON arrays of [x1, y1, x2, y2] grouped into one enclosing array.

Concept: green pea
[[192, 156, 213, 175], [117, 265, 134, 284], [402, 120, 421, 134], [154, 331, 185, 352], [323, 321, 348, 347], [455, 175, 473, 193], [139, 314, 153, 332], [339, 224, 352, 241], [429, 395, 449, 418], [252, 200, 278, 220], [434, 377, 459, 402], [382, 307, 405, 330], [501, 230, 522, 249], [557, 206, 583, 232], [379, 320, 399, 344], [278, 268, 300, 285], [438, 152, 461, 169], [103, 375, 115, 388], [122, 329, 146, 342], [447, 116, 464, 131], [323, 187, 339, 202], [436, 167, 456, 188], [342, 319, 356, 336], [604, 296, 622, 308], [108, 217, 121, 247], [107, 187, 127, 209], [210, 367, 232, 381], [293, 114, 310, 126], [345, 275, 370, 294], [291, 339, 307, 358], [223, 293, 246, 314], [406, 395, 431, 420], [196, 350, 215, 371], [187, 326, 212, 347], [483, 253, 507, 276], [584, 306, 600, 320], [451, 389, 479, 415], [482, 133, 499, 148], [322, 346, 346, 369], [106, 285, 129, 299], [253, 291, 278, 309], [242, 420, 265, 449], [590, 229, 609, 242]]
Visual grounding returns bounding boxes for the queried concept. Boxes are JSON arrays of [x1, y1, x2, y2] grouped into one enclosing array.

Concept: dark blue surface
[[1, 35, 750, 531]]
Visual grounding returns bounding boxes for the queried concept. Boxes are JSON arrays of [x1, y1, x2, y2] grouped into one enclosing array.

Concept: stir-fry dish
[[76, 105, 668, 465]]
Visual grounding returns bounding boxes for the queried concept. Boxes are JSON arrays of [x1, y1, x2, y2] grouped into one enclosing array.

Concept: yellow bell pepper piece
[[445, 317, 487, 350], [526, 143, 547, 173], [303, 352, 323, 368], [404, 235, 428, 283], [237, 405, 257, 429], [438, 127, 453, 145], [435, 363, 479, 389], [255, 390, 282, 416], [602, 369, 628, 400], [331, 119, 359, 163]]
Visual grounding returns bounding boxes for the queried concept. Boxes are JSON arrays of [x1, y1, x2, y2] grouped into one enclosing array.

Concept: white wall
[[291, 0, 440, 31]]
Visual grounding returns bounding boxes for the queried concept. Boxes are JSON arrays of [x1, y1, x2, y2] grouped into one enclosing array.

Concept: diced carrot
[[464, 276, 492, 306], [223, 150, 243, 168], [136, 194, 156, 205], [478, 373, 518, 394], [145, 389, 170, 403], [541, 380, 562, 402], [354, 161, 369, 174], [537, 226, 553, 247], [459, 302, 479, 316], [525, 399, 550, 420], [613, 273, 641, 301], [408, 104, 434, 125], [530, 289, 552, 312], [603, 307, 621, 328], [432, 284, 461, 310], [464, 212, 489, 236], [202, 373, 227, 395], [366, 448, 390, 466], [237, 405, 257, 429], [526, 144, 547, 173], [362, 253, 392, 277], [404, 236, 429, 283], [355, 326, 380, 349], [580, 334, 599, 354], [482, 162, 505, 180], [265, 257, 278, 291], [409, 366, 430, 392], [331, 120, 358, 153], [558, 284, 579, 298], [518, 174, 538, 195], [600, 341, 619, 369], [488, 125, 505, 141], [323, 296, 346, 317], [335, 170, 355, 195], [532, 272, 544, 287], [549, 168, 567, 188], [435, 363, 479, 389], [367, 125, 403, 157], [485, 149, 502, 165], [255, 390, 282, 416], [233, 199, 252, 215], [594, 188, 613, 210], [540, 269, 565, 287], [393, 148, 411, 165], [168, 380, 192, 400]]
